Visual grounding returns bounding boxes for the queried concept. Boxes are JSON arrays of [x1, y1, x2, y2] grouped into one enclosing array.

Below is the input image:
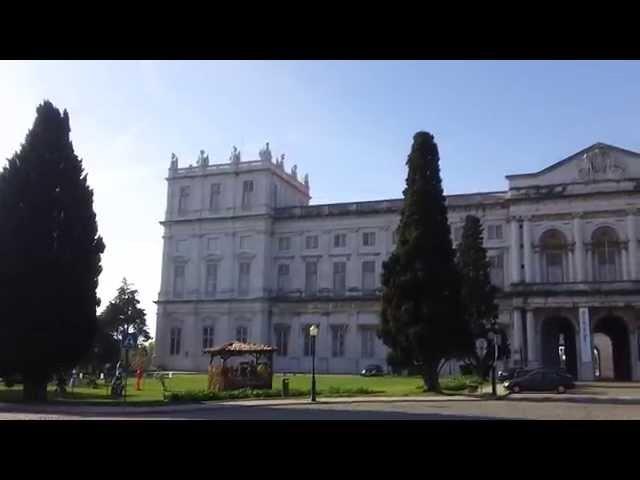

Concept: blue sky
[[1, 60, 639, 337]]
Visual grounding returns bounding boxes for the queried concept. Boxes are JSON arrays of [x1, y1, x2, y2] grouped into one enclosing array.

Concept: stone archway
[[593, 333, 614, 379], [541, 316, 578, 378], [593, 315, 631, 381]]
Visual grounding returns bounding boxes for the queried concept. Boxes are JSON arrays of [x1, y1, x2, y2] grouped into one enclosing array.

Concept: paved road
[[4, 397, 640, 420]]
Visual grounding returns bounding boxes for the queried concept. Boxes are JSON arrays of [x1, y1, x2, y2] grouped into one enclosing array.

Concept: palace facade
[[154, 142, 640, 381]]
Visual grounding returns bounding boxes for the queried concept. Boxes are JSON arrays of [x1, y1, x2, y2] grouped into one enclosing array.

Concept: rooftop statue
[[170, 153, 178, 170], [259, 142, 272, 163], [291, 164, 298, 179], [304, 173, 309, 187], [197, 149, 209, 167], [230, 146, 241, 164]]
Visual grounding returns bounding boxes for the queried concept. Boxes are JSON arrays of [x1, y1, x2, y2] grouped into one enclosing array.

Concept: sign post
[[122, 334, 137, 403]]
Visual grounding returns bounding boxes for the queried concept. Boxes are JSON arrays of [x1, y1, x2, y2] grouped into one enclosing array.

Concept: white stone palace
[[154, 142, 640, 381]]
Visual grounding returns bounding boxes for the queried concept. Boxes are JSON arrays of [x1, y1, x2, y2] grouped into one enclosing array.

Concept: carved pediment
[[507, 143, 640, 189]]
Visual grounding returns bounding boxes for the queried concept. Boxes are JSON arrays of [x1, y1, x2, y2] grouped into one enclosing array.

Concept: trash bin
[[282, 378, 290, 397]]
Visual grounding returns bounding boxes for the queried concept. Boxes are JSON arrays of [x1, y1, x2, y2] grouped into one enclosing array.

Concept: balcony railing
[[506, 280, 640, 296]]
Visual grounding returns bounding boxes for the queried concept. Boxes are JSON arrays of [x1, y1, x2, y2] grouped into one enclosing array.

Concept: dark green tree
[[0, 100, 105, 401], [455, 215, 500, 379], [99, 278, 150, 350], [379, 132, 471, 391]]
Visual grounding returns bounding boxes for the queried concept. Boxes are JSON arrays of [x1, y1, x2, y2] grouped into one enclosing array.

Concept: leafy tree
[[0, 100, 105, 401], [455, 215, 499, 378], [379, 132, 471, 391], [99, 278, 150, 351]]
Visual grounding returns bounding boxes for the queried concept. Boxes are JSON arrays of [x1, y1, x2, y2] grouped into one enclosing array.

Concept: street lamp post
[[309, 324, 319, 402], [487, 320, 500, 397]]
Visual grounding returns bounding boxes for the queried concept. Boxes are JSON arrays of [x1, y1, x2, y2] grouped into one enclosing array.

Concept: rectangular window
[[202, 326, 215, 350], [331, 325, 347, 357], [207, 237, 219, 252], [173, 264, 185, 298], [489, 253, 504, 287], [209, 183, 221, 211], [240, 235, 251, 250], [362, 232, 376, 247], [278, 237, 291, 251], [176, 239, 188, 254], [362, 261, 376, 291], [235, 325, 248, 343], [178, 186, 190, 214], [205, 262, 218, 297], [334, 233, 346, 248], [453, 226, 463, 243], [361, 328, 376, 358], [305, 235, 319, 249], [241, 180, 254, 210], [275, 326, 290, 357], [305, 261, 318, 296], [238, 262, 251, 296], [333, 262, 346, 295], [303, 327, 314, 357], [488, 224, 504, 241], [277, 264, 290, 293], [169, 327, 182, 356], [546, 252, 564, 283]]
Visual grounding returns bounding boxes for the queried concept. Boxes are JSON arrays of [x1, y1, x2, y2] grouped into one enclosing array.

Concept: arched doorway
[[542, 316, 578, 378], [593, 333, 614, 379], [593, 316, 631, 381]]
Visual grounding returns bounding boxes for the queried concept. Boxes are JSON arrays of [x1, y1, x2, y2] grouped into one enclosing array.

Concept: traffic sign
[[123, 334, 137, 350]]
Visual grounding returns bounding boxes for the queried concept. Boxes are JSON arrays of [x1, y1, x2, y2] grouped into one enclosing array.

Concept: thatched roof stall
[[203, 342, 277, 391]]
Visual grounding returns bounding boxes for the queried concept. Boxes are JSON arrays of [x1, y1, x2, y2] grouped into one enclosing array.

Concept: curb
[[503, 394, 640, 405], [0, 395, 482, 415]]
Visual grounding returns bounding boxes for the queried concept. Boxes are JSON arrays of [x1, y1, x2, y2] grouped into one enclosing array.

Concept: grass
[[0, 373, 484, 405]]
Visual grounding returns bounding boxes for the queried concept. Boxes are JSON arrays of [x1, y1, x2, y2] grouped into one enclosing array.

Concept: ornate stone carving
[[170, 153, 178, 170], [578, 147, 626, 182], [197, 149, 209, 167], [291, 164, 298, 179], [259, 142, 272, 163]]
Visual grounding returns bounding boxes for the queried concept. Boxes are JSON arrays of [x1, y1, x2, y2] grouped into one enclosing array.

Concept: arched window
[[592, 226, 621, 281], [540, 229, 568, 283]]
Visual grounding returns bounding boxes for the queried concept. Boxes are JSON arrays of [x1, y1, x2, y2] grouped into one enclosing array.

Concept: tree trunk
[[422, 362, 441, 392], [23, 375, 48, 403]]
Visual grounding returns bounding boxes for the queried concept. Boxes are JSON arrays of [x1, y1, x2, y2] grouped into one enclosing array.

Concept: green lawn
[[0, 373, 482, 405]]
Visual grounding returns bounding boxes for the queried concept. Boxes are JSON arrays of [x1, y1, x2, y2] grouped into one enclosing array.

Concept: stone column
[[568, 248, 575, 282], [586, 246, 593, 282], [510, 218, 521, 284], [573, 215, 585, 282], [526, 310, 538, 367], [627, 210, 638, 280], [622, 247, 629, 281], [512, 309, 523, 367], [578, 307, 595, 381], [523, 217, 533, 283]]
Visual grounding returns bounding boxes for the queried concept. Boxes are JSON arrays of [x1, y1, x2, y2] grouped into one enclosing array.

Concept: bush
[[325, 386, 379, 396], [167, 388, 309, 403], [441, 375, 483, 392]]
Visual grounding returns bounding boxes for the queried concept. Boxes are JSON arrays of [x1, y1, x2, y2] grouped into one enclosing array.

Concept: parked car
[[504, 368, 575, 394], [497, 368, 533, 382], [360, 364, 384, 377]]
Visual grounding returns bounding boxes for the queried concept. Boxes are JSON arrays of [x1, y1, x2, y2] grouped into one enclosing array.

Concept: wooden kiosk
[[204, 341, 277, 392]]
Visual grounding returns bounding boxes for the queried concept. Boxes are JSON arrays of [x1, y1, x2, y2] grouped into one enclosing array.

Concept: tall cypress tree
[[456, 214, 499, 378], [0, 101, 105, 401], [379, 132, 470, 391]]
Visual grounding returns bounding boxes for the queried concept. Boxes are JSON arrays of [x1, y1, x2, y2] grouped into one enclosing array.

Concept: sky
[[1, 60, 639, 338]]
